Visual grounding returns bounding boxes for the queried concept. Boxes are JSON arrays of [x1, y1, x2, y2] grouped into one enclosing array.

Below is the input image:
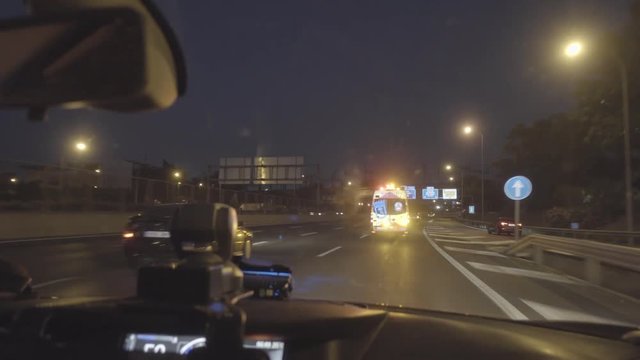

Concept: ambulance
[[370, 184, 410, 234]]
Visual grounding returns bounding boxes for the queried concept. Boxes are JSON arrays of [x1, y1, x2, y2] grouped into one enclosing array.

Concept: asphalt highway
[[1, 217, 640, 325]]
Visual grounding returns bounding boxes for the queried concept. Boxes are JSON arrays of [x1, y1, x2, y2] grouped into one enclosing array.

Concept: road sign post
[[514, 200, 521, 241], [504, 176, 532, 241]]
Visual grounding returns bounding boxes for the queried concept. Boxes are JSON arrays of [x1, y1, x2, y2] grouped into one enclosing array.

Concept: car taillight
[[123, 232, 135, 239]]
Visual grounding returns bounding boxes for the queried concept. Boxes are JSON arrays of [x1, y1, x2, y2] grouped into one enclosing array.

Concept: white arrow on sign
[[512, 180, 524, 198]]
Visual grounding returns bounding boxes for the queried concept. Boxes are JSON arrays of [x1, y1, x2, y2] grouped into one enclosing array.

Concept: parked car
[[487, 217, 522, 235], [123, 204, 252, 268]]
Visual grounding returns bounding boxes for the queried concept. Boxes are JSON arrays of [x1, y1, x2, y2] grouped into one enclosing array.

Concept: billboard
[[441, 188, 458, 200], [404, 186, 416, 199], [422, 187, 438, 200], [219, 156, 304, 185]]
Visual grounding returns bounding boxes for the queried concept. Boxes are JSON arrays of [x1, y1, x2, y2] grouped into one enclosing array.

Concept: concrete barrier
[[0, 212, 340, 240]]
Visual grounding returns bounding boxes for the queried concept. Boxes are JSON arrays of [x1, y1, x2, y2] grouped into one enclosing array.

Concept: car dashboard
[[0, 298, 638, 360]]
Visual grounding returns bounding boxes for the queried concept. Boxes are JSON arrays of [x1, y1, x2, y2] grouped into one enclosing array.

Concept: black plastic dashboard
[[0, 297, 638, 360]]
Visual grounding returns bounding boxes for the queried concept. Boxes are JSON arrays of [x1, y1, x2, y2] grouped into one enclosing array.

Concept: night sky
[[0, 0, 630, 181]]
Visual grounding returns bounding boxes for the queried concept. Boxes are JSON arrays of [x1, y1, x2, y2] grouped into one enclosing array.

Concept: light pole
[[60, 140, 90, 189], [564, 40, 633, 232], [463, 125, 484, 221]]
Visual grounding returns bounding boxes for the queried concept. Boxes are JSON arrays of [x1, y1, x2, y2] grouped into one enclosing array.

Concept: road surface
[[1, 217, 639, 325]]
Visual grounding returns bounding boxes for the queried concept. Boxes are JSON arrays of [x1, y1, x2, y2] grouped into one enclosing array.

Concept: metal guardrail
[[457, 218, 640, 247], [524, 226, 640, 246], [503, 234, 640, 285]]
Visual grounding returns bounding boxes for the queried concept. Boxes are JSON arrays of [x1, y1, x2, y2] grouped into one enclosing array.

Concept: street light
[[199, 182, 204, 187], [449, 177, 454, 182], [347, 181, 352, 186], [9, 177, 17, 183], [445, 164, 452, 171], [564, 41, 583, 58], [173, 171, 181, 179], [94, 169, 101, 174], [74, 141, 88, 152], [462, 124, 485, 221], [564, 40, 633, 232]]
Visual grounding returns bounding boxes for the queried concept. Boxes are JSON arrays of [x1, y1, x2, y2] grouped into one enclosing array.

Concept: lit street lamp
[[449, 176, 454, 182], [564, 41, 583, 58], [347, 181, 352, 186], [564, 40, 633, 232], [10, 177, 17, 183], [94, 169, 101, 174], [462, 124, 485, 221], [445, 164, 452, 171], [75, 141, 88, 152], [173, 171, 181, 179]]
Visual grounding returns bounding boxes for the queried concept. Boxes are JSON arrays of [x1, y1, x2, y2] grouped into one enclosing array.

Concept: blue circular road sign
[[504, 176, 532, 201]]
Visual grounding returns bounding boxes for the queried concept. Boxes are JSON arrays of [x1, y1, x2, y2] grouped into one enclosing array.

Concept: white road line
[[467, 262, 575, 284], [443, 246, 506, 258], [289, 225, 303, 229], [460, 223, 486, 231], [300, 232, 318, 237], [423, 229, 528, 320], [32, 277, 80, 289], [430, 234, 486, 239], [251, 230, 264, 233], [434, 238, 515, 245], [521, 299, 637, 327], [0, 233, 119, 245], [317, 246, 342, 257], [253, 241, 268, 246], [333, 227, 344, 230], [359, 234, 370, 239]]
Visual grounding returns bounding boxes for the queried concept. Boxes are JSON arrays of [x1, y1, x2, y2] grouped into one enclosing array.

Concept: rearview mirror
[[0, 3, 186, 119]]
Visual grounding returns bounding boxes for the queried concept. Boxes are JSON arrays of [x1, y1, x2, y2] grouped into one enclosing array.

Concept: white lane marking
[[461, 223, 486, 231], [443, 246, 506, 258], [317, 246, 342, 257], [521, 299, 637, 327], [32, 277, 80, 289], [300, 232, 318, 237], [430, 234, 486, 239], [333, 227, 344, 230], [423, 229, 528, 320], [359, 234, 371, 239], [467, 262, 575, 284], [289, 225, 303, 229], [253, 241, 268, 246], [434, 238, 515, 245], [251, 230, 264, 233], [0, 233, 119, 245]]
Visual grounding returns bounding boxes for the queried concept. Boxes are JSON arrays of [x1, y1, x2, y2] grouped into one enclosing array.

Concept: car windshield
[[1, 0, 640, 328], [138, 206, 178, 222]]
